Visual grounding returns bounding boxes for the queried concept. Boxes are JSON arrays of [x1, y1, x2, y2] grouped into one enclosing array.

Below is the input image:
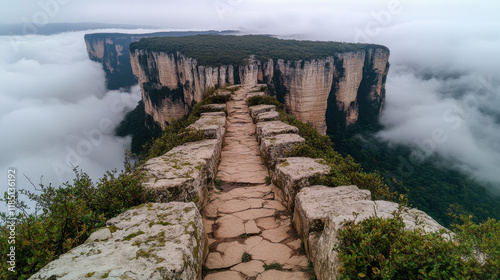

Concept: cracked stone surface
[[30, 202, 207, 280], [202, 85, 310, 280], [231, 260, 265, 276]]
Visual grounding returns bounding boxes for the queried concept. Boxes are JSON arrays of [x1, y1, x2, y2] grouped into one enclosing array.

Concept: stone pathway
[[202, 85, 310, 280]]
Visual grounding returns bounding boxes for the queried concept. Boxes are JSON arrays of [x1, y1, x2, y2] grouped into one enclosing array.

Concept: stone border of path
[[249, 102, 445, 280], [29, 94, 230, 280]]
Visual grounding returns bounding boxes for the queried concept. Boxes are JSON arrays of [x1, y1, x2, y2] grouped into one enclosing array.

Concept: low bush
[[336, 211, 500, 279], [0, 164, 154, 280]]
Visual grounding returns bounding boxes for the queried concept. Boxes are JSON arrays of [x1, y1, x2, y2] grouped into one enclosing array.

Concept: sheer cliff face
[[85, 34, 145, 90], [131, 50, 234, 129], [84, 31, 236, 90], [131, 48, 389, 133]]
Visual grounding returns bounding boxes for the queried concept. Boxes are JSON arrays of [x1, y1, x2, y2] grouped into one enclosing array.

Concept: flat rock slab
[[205, 241, 247, 269], [248, 239, 292, 264], [255, 111, 280, 123], [231, 260, 266, 277], [202, 103, 227, 112], [247, 91, 266, 99], [29, 202, 207, 280], [257, 270, 309, 280], [255, 121, 299, 142], [218, 200, 251, 214], [205, 271, 244, 280], [249, 104, 276, 121], [260, 133, 305, 170], [187, 112, 226, 140], [262, 225, 291, 243], [272, 157, 331, 211], [214, 215, 245, 239], [293, 185, 445, 280], [142, 139, 221, 208], [233, 208, 276, 220]]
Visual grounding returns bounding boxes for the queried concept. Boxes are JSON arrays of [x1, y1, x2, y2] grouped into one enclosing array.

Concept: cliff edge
[[129, 35, 389, 133], [84, 31, 236, 90]]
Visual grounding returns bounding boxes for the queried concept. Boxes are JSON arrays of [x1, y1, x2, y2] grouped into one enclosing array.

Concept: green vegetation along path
[[202, 85, 311, 279]]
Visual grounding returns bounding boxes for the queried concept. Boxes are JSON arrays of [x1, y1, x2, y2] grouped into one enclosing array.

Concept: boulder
[[141, 139, 221, 208], [272, 157, 331, 211], [187, 111, 226, 141], [260, 134, 305, 170], [202, 103, 227, 112], [29, 202, 207, 280], [255, 111, 280, 123], [248, 105, 276, 121], [255, 121, 299, 143], [293, 185, 445, 280], [247, 91, 266, 99]]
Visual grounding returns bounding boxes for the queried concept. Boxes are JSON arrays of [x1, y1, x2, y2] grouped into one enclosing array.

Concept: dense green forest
[[129, 35, 387, 67], [330, 126, 500, 228]]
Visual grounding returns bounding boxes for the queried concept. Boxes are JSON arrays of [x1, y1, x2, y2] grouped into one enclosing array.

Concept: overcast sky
[[1, 0, 499, 199]]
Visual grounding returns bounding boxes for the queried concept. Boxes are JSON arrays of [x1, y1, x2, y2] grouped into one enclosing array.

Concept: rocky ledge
[[293, 185, 445, 280], [29, 202, 207, 280]]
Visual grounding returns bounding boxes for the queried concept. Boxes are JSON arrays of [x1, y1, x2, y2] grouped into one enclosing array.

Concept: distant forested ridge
[[129, 35, 388, 67]]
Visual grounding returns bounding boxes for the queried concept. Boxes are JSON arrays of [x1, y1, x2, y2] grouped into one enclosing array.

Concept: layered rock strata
[[84, 31, 233, 90], [130, 50, 234, 129], [130, 47, 389, 134]]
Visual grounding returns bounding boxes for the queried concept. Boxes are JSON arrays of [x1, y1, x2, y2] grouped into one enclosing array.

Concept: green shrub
[[263, 262, 283, 271], [242, 252, 252, 263], [265, 176, 272, 186], [336, 211, 500, 279], [214, 179, 224, 190], [129, 35, 387, 67], [0, 165, 154, 280]]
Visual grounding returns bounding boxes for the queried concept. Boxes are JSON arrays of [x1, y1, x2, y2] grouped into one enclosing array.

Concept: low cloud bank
[[0, 31, 141, 196]]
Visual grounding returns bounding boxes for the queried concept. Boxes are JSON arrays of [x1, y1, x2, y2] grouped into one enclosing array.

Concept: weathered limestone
[[249, 104, 276, 121], [130, 50, 234, 129], [260, 133, 305, 169], [272, 157, 331, 211], [187, 111, 226, 140], [293, 185, 445, 280], [29, 202, 207, 280], [255, 110, 280, 122], [255, 121, 299, 142], [247, 91, 266, 99], [141, 139, 221, 208], [141, 105, 226, 209], [202, 103, 227, 112], [130, 42, 390, 133]]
